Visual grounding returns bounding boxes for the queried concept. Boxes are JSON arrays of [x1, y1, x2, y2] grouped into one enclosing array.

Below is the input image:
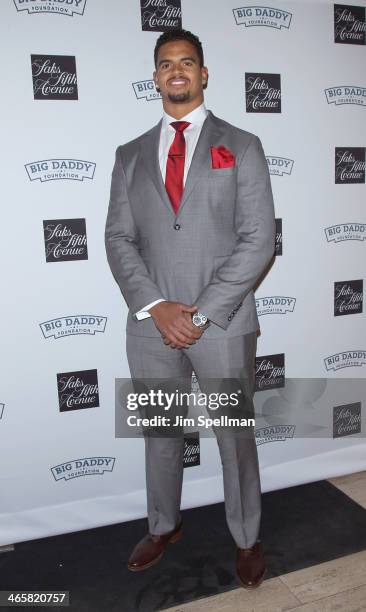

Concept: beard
[[167, 91, 191, 103]]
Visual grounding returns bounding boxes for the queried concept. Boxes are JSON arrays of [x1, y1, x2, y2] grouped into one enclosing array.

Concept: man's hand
[[148, 301, 204, 349]]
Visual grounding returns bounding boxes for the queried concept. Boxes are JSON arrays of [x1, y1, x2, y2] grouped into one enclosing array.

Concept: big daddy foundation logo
[[40, 316, 107, 339], [275, 218, 282, 255], [255, 424, 295, 445], [183, 431, 200, 468], [245, 73, 281, 113], [324, 350, 366, 371], [43, 219, 88, 262], [14, 0, 87, 16], [31, 55, 78, 100], [132, 80, 161, 101], [334, 4, 366, 45], [57, 368, 99, 412], [140, 0, 182, 32], [335, 148, 365, 183], [333, 402, 361, 438], [256, 296, 296, 316], [334, 279, 363, 316], [325, 222, 366, 243], [233, 6, 292, 29], [51, 457, 115, 481], [25, 159, 95, 182], [266, 156, 293, 176], [255, 353, 285, 391], [325, 86, 366, 107]]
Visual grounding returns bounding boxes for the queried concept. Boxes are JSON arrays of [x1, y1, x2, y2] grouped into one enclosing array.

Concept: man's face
[[153, 39, 208, 106]]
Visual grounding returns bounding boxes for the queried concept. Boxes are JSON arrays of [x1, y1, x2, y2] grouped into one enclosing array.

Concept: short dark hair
[[154, 29, 204, 68]]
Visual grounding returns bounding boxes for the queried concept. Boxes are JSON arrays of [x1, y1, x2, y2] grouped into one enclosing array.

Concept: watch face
[[193, 312, 207, 326]]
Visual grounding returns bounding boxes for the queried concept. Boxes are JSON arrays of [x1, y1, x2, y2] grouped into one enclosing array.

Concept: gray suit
[[105, 110, 275, 548]]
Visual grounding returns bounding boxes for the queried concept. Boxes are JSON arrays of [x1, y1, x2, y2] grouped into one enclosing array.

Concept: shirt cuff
[[134, 299, 166, 320]]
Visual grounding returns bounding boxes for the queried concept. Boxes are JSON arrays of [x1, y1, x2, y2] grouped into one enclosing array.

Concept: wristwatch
[[192, 311, 210, 328]]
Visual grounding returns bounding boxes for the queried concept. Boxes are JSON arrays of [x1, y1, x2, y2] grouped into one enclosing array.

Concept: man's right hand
[[148, 301, 204, 349]]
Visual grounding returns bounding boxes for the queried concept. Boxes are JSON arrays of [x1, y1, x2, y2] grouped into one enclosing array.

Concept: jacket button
[[228, 314, 233, 321], [174, 223, 181, 230]]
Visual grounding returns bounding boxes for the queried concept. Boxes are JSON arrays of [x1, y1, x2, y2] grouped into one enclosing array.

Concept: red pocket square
[[211, 145, 236, 169]]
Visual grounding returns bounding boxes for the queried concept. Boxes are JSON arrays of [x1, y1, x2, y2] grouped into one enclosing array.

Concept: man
[[105, 29, 275, 589]]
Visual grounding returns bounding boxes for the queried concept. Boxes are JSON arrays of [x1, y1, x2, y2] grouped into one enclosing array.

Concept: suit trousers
[[126, 330, 262, 549]]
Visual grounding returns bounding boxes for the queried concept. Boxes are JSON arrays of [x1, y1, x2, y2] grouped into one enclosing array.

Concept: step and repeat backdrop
[[1, 0, 365, 545]]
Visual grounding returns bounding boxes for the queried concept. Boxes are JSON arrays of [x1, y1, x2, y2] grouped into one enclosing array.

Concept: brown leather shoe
[[236, 541, 266, 589], [127, 521, 183, 571]]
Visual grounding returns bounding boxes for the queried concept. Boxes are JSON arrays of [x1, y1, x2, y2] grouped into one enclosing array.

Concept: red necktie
[[165, 121, 190, 214]]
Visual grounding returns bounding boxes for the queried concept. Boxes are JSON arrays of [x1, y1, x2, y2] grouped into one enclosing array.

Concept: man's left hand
[[163, 310, 205, 348]]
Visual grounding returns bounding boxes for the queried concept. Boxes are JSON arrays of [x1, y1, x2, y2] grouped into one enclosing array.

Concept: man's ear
[[202, 67, 209, 90], [153, 70, 160, 92]]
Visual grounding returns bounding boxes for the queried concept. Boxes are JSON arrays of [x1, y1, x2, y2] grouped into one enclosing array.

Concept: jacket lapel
[[177, 110, 222, 218], [139, 119, 175, 217]]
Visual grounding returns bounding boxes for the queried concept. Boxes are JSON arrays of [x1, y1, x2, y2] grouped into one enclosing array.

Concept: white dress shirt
[[135, 102, 208, 320]]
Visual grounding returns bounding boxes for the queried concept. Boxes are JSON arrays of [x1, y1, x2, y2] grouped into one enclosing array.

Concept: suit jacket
[[105, 110, 275, 339]]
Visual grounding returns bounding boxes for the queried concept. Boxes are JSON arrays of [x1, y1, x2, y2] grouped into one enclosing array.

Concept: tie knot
[[170, 121, 190, 133]]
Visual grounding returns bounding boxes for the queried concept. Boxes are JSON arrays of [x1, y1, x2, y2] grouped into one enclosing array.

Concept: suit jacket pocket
[[208, 168, 236, 178]]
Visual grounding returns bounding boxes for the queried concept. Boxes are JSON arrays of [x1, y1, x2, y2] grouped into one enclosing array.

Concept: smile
[[169, 79, 188, 86]]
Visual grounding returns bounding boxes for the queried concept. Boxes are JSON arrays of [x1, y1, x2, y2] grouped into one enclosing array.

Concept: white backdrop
[[1, 0, 365, 546]]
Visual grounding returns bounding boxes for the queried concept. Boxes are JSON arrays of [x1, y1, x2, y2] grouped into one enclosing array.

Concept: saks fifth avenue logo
[[325, 86, 366, 106], [335, 148, 365, 184], [255, 424, 295, 445], [333, 402, 361, 438], [40, 316, 107, 339], [266, 156, 293, 176], [334, 280, 363, 316], [183, 432, 200, 467], [140, 0, 182, 32], [275, 218, 282, 256], [245, 73, 281, 113], [57, 368, 99, 412], [255, 353, 285, 391], [233, 6, 292, 29], [25, 159, 95, 182], [31, 55, 78, 100], [324, 351, 366, 371], [325, 223, 366, 243], [132, 80, 161, 101], [334, 4, 366, 45], [14, 0, 87, 16], [43, 219, 88, 262], [256, 297, 296, 316], [51, 457, 115, 481]]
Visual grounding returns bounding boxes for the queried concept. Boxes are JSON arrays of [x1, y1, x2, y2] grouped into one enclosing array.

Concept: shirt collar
[[162, 102, 208, 129]]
